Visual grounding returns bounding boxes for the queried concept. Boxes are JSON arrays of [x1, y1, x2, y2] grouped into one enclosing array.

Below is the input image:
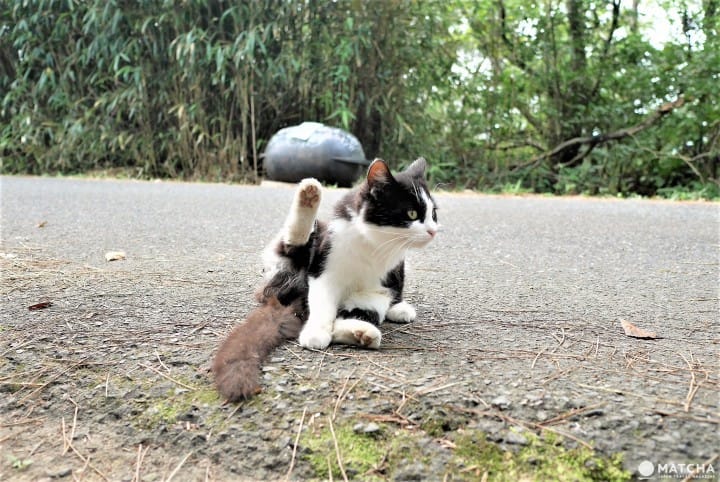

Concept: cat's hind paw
[[386, 301, 416, 323], [298, 325, 332, 350], [352, 328, 381, 349], [332, 319, 381, 349]]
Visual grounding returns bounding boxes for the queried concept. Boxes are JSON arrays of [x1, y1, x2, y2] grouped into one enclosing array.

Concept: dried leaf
[[29, 301, 53, 311], [105, 251, 126, 262], [37, 220, 48, 228], [620, 319, 657, 339]]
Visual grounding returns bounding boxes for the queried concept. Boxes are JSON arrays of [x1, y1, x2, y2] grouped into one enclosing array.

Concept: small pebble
[[504, 431, 528, 445], [46, 467, 73, 478], [491, 395, 511, 409], [363, 422, 381, 434]]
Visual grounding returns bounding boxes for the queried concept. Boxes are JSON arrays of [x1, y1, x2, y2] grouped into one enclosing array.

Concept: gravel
[[1, 176, 718, 480]]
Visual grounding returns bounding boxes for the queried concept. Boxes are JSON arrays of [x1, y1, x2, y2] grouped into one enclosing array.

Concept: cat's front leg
[[383, 262, 415, 323], [298, 276, 338, 350], [284, 178, 322, 245]]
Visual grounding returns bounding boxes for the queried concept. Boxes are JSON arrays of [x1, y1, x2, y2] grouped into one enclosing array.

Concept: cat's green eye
[[407, 209, 418, 220]]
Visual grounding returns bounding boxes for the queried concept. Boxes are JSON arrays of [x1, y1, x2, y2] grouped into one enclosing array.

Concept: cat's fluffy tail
[[212, 296, 304, 401]]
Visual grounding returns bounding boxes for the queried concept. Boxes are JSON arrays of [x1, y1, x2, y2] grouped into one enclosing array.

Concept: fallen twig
[[450, 405, 594, 451], [165, 451, 193, 482], [361, 413, 414, 427], [327, 415, 348, 482], [652, 410, 720, 424], [155, 351, 171, 373], [0, 417, 45, 428], [132, 444, 150, 482], [531, 348, 545, 369], [140, 363, 197, 391], [333, 369, 365, 421], [18, 360, 87, 404], [285, 407, 307, 481], [540, 402, 606, 426], [60, 420, 109, 481], [679, 352, 709, 413], [682, 453, 719, 482], [61, 398, 79, 459]]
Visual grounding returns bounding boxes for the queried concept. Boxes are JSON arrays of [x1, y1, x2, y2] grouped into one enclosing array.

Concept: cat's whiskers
[[364, 224, 430, 242], [370, 233, 410, 259], [372, 232, 417, 263]]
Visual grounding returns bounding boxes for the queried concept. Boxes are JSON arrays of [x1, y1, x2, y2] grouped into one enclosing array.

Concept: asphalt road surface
[[1, 176, 718, 481]]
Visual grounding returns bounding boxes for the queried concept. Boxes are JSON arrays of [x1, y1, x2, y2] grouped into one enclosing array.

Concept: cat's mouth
[[412, 228, 437, 247]]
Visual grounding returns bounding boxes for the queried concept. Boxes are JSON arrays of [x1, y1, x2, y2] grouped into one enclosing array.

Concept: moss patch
[[447, 430, 631, 482], [135, 385, 221, 430], [301, 421, 631, 481], [302, 422, 386, 480]]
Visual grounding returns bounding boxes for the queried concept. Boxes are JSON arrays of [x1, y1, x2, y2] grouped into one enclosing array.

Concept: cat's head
[[357, 157, 439, 248]]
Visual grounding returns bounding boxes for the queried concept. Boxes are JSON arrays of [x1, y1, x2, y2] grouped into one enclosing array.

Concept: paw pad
[[298, 181, 321, 209], [352, 329, 380, 349]]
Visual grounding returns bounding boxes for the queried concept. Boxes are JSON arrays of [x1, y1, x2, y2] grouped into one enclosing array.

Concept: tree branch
[[590, 0, 621, 100], [513, 101, 545, 135], [512, 96, 686, 171], [491, 139, 546, 152], [497, 0, 537, 77]]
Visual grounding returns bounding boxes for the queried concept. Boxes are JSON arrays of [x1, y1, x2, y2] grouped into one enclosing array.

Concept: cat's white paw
[[332, 318, 381, 349], [284, 178, 322, 245], [297, 178, 322, 209], [352, 326, 381, 349], [298, 325, 332, 350], [386, 301, 416, 323]]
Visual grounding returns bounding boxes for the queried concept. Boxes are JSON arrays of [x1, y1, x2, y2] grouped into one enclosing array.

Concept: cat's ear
[[367, 159, 394, 188], [404, 157, 427, 179]]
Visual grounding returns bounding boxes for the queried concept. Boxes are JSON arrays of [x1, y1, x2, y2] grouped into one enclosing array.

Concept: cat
[[212, 158, 439, 401]]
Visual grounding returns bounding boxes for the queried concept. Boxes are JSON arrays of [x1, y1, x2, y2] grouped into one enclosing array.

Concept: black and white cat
[[212, 158, 439, 400]]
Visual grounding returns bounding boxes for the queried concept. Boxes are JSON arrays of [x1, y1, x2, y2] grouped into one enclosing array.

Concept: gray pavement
[[1, 176, 718, 480]]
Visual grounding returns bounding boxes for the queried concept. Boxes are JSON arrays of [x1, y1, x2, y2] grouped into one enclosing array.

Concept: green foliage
[[0, 0, 455, 182], [450, 0, 719, 197], [1, 0, 717, 197], [7, 454, 33, 471]]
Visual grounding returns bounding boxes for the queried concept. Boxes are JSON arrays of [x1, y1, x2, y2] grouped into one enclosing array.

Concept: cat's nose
[[427, 228, 437, 238]]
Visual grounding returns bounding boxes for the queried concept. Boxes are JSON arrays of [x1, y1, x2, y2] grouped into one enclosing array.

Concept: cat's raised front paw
[[297, 178, 322, 209], [386, 301, 416, 323], [285, 178, 322, 245], [298, 325, 332, 350]]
